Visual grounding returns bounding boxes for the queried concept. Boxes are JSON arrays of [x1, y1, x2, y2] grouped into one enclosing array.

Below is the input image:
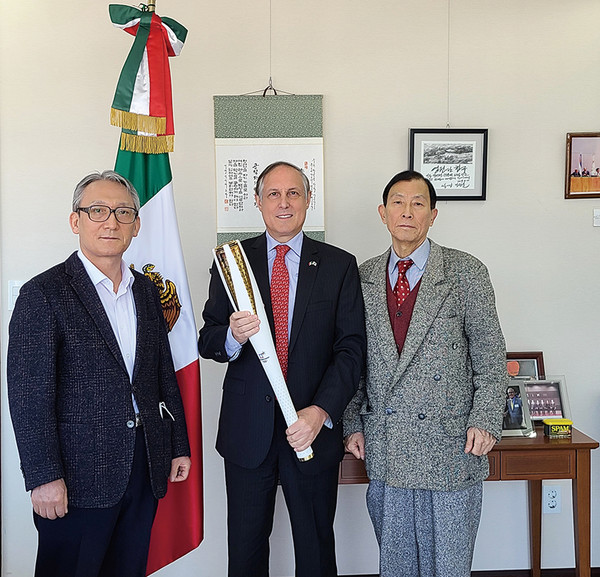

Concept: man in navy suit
[[504, 386, 524, 428], [199, 161, 366, 577], [7, 171, 191, 577]]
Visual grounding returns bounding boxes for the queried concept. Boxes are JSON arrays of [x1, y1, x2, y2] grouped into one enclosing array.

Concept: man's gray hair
[[255, 161, 310, 199], [72, 170, 141, 212]]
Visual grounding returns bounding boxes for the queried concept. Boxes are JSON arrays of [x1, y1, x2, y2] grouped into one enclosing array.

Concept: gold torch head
[[214, 246, 238, 309], [214, 241, 257, 315]]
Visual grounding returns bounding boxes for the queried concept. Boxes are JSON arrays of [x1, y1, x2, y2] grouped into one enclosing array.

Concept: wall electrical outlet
[[8, 281, 23, 311], [542, 484, 561, 514]]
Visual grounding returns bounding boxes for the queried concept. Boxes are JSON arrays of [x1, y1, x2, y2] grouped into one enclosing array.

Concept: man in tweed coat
[[344, 170, 507, 577], [7, 171, 191, 577]]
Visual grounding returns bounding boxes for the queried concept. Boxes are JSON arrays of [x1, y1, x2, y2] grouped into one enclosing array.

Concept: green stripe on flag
[[162, 16, 188, 43], [108, 4, 144, 26], [115, 149, 172, 207]]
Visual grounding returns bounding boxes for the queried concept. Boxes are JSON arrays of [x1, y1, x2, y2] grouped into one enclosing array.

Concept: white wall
[[2, 0, 600, 575]]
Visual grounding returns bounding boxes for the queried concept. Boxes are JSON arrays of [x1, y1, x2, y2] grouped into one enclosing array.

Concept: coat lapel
[[289, 235, 319, 353], [362, 249, 400, 374], [392, 240, 451, 385], [245, 233, 274, 334], [65, 253, 128, 374], [131, 274, 148, 382]]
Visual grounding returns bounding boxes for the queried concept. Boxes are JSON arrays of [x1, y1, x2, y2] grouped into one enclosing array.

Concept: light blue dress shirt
[[224, 232, 332, 428], [387, 238, 431, 291]]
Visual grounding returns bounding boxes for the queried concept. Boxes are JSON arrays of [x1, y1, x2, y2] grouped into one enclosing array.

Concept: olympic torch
[[213, 240, 314, 462]]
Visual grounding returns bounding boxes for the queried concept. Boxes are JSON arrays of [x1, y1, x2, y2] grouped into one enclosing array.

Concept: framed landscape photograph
[[506, 351, 545, 380], [522, 377, 571, 422], [502, 381, 535, 437], [565, 132, 600, 198], [409, 128, 488, 200]]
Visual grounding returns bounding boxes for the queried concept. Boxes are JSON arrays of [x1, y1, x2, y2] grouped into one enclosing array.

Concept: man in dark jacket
[[7, 170, 191, 577], [199, 161, 365, 577]]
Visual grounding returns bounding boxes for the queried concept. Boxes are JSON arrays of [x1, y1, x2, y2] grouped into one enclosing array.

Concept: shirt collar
[[77, 250, 134, 293], [388, 238, 431, 275], [266, 230, 304, 258]]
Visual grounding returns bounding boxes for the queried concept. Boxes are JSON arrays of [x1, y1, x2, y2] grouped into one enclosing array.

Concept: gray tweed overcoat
[[344, 240, 508, 491]]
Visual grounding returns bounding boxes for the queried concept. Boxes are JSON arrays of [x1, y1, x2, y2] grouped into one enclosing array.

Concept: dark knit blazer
[[7, 252, 190, 507], [199, 233, 366, 474]]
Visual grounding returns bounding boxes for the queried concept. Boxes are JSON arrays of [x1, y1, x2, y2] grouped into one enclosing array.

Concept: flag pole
[[147, 0, 156, 12]]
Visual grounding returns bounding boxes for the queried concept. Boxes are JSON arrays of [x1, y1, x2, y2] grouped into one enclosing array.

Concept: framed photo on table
[[502, 381, 535, 437], [522, 377, 571, 422], [506, 351, 545, 380], [409, 128, 488, 200], [565, 132, 600, 199]]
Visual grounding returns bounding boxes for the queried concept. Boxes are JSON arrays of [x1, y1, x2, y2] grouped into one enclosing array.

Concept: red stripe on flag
[[146, 359, 203, 575], [124, 23, 140, 37], [146, 14, 173, 135]]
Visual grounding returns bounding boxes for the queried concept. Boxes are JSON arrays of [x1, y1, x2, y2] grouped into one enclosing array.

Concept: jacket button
[[126, 420, 135, 428], [433, 374, 441, 381], [385, 407, 396, 415], [265, 395, 272, 402], [418, 413, 426, 420], [452, 343, 458, 350]]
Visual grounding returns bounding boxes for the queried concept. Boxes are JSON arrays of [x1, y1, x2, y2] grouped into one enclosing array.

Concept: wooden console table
[[339, 427, 598, 577]]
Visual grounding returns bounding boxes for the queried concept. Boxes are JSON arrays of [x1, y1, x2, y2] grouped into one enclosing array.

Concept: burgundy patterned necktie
[[271, 244, 291, 379], [394, 259, 413, 307]]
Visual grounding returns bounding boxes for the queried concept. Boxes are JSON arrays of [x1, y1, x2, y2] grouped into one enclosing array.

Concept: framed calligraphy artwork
[[409, 128, 488, 200]]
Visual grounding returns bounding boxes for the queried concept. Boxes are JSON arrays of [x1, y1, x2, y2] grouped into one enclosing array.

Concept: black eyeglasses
[[78, 205, 139, 224]]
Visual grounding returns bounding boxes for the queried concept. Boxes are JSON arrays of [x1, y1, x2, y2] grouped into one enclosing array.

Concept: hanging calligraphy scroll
[[214, 95, 324, 244]]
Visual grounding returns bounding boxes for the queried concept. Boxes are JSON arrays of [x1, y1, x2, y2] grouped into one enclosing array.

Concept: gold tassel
[[120, 133, 174, 154], [111, 108, 167, 135]]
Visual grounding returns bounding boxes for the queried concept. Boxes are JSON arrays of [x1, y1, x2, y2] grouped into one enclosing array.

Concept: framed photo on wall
[[502, 381, 535, 437], [565, 132, 600, 198], [409, 128, 488, 200], [506, 351, 545, 380], [522, 377, 571, 422]]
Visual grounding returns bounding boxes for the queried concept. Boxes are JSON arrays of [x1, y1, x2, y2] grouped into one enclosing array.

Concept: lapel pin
[[308, 261, 318, 267]]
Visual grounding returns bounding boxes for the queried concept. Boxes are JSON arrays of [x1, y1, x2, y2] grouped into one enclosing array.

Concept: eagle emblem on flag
[[130, 262, 182, 332]]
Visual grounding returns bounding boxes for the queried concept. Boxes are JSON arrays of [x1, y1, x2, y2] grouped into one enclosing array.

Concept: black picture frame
[[409, 128, 488, 200]]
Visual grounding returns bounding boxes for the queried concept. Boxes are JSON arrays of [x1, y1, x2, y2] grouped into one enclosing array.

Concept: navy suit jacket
[[199, 234, 366, 473], [7, 252, 190, 507]]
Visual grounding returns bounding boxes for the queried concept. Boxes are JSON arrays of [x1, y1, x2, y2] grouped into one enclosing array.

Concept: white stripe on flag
[[162, 23, 185, 56], [124, 181, 198, 371], [129, 49, 151, 119], [112, 17, 141, 30]]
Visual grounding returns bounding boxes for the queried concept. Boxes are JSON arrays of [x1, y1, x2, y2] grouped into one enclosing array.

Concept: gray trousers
[[366, 480, 482, 577]]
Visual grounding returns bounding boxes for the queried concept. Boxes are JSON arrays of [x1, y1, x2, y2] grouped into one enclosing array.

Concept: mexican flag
[[109, 5, 203, 574]]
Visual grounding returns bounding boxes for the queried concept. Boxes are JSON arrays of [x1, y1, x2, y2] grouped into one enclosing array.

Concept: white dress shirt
[[77, 250, 139, 413]]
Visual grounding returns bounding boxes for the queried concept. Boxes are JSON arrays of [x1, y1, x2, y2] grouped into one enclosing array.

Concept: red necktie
[[271, 244, 291, 379], [394, 259, 413, 307]]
